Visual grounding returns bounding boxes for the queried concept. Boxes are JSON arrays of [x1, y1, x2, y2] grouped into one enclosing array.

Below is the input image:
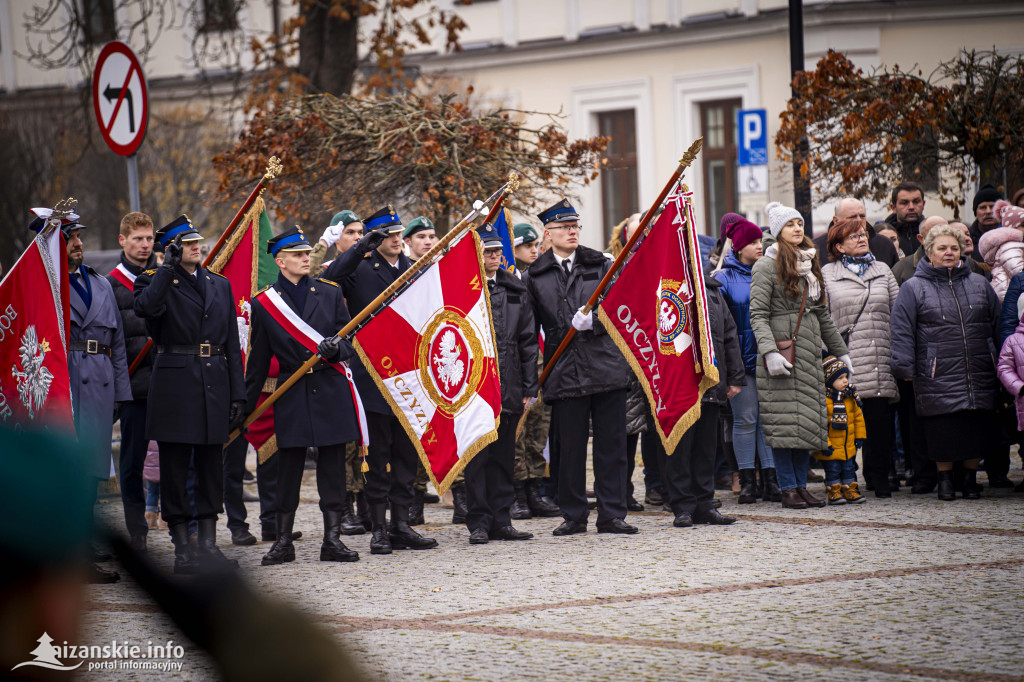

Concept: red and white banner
[[254, 287, 369, 448], [108, 262, 136, 291], [598, 185, 718, 453], [0, 227, 74, 433], [353, 232, 501, 493]]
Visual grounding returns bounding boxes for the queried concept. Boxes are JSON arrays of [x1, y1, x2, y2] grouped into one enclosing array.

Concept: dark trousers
[[861, 397, 894, 492], [158, 442, 224, 526], [223, 437, 249, 531], [465, 411, 519, 532], [626, 433, 639, 497], [118, 400, 149, 539], [639, 429, 663, 492], [660, 404, 720, 515], [365, 412, 417, 508], [896, 381, 935, 484], [277, 444, 346, 513], [550, 389, 628, 525], [257, 452, 280, 531]]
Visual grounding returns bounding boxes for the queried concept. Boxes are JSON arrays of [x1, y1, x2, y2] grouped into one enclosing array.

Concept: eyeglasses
[[847, 233, 869, 242], [547, 223, 581, 232]]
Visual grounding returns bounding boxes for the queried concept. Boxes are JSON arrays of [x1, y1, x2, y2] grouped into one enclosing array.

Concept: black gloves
[[228, 400, 247, 431], [317, 334, 342, 361], [162, 236, 183, 269], [355, 228, 388, 255]]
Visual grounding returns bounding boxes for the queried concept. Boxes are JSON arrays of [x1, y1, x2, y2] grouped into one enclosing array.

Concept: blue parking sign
[[737, 109, 768, 166]]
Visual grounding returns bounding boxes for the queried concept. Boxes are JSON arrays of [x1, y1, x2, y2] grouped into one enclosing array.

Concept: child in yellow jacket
[[814, 355, 867, 505]]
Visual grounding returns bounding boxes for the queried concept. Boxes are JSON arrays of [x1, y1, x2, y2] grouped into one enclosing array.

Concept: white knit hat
[[765, 201, 804, 238]]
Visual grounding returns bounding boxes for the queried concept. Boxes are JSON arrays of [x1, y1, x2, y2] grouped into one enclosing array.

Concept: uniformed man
[[309, 210, 364, 278], [105, 212, 157, 552], [402, 216, 437, 261], [134, 215, 246, 574], [523, 199, 637, 535], [41, 211, 132, 581], [244, 227, 363, 565], [513, 222, 540, 270], [464, 225, 539, 544], [323, 206, 438, 554]]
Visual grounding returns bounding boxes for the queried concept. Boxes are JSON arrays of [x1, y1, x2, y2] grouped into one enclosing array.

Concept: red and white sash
[[257, 287, 369, 447], [108, 263, 136, 291]]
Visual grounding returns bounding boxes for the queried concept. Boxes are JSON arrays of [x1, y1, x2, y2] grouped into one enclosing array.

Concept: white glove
[[320, 222, 345, 247], [838, 354, 854, 381], [765, 351, 793, 376], [572, 307, 593, 332]]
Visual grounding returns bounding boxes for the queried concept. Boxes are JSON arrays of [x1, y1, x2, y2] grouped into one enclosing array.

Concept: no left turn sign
[[92, 41, 149, 157]]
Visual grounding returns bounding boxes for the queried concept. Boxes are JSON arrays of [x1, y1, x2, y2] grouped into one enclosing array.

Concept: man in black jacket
[[134, 215, 246, 574], [106, 212, 156, 551], [464, 226, 539, 544], [883, 181, 925, 257], [812, 198, 898, 267], [523, 199, 637, 536]]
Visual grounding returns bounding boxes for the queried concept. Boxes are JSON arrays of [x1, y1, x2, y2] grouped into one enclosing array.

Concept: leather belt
[[69, 339, 112, 357], [280, 359, 331, 375], [157, 344, 225, 357]]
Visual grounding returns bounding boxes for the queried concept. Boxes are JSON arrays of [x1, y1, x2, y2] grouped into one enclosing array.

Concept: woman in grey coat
[[750, 202, 849, 509], [822, 219, 900, 497], [890, 224, 1001, 501]]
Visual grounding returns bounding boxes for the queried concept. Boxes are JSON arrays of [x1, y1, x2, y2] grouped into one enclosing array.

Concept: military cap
[[477, 222, 505, 248], [403, 216, 435, 239], [329, 210, 361, 227], [513, 223, 538, 246], [28, 207, 85, 238], [537, 198, 580, 226], [156, 214, 203, 248], [267, 226, 313, 256], [364, 204, 404, 234]]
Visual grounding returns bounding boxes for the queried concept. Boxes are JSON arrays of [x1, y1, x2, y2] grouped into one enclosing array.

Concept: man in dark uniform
[[464, 225, 539, 544], [323, 206, 438, 554], [245, 227, 363, 565], [106, 212, 156, 553], [523, 199, 637, 536], [134, 215, 246, 574]]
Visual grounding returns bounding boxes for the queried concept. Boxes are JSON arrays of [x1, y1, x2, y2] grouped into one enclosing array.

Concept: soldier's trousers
[[223, 436, 249, 531], [365, 412, 417, 508], [464, 411, 519, 532], [118, 400, 149, 539], [659, 404, 719, 515], [344, 441, 364, 494], [550, 389, 628, 525], [159, 442, 224, 526], [278, 444, 346, 514], [514, 398, 550, 482]]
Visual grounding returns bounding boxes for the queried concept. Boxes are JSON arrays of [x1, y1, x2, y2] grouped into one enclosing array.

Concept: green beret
[[329, 210, 361, 227], [403, 216, 435, 239], [513, 223, 539, 246]]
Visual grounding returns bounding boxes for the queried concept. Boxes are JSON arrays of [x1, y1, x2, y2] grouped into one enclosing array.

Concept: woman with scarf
[[750, 202, 850, 509], [822, 219, 900, 497]]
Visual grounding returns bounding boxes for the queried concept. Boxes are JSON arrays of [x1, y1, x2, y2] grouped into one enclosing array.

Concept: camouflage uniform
[[344, 441, 364, 493]]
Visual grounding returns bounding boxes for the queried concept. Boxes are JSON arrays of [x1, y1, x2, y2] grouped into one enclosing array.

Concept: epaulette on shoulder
[[363, 251, 373, 259], [208, 270, 228, 280], [143, 269, 157, 276], [317, 278, 339, 288], [254, 284, 272, 297]]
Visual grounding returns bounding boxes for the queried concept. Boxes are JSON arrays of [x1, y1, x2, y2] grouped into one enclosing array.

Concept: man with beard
[[884, 182, 925, 257]]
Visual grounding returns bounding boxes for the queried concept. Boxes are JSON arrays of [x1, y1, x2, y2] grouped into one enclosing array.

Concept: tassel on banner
[[360, 446, 369, 473]]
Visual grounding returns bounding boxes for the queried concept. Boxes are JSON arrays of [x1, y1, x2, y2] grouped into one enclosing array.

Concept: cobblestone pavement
[[83, 457, 1024, 681]]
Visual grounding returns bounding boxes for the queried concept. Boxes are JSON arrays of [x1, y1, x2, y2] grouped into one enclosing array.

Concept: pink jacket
[[143, 441, 160, 483], [997, 324, 1024, 430], [978, 227, 1024, 301]]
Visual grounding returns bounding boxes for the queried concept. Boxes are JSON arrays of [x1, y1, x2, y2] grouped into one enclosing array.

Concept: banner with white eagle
[[353, 232, 501, 493]]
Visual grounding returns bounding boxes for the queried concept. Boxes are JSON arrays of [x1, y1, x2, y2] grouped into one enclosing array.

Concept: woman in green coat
[[749, 202, 849, 509]]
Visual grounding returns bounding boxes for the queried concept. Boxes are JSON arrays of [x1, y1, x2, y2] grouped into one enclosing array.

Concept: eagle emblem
[[12, 326, 54, 419], [432, 329, 465, 392]]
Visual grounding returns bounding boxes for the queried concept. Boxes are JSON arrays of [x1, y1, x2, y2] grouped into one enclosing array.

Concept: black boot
[[762, 468, 782, 502], [196, 518, 238, 570], [390, 503, 439, 550], [526, 479, 561, 517], [409, 488, 426, 526], [737, 469, 758, 504], [262, 512, 296, 566], [356, 491, 372, 531], [451, 483, 468, 524], [962, 468, 982, 500], [170, 523, 200, 575], [754, 467, 765, 499], [339, 492, 365, 535], [369, 504, 392, 555], [321, 511, 360, 562], [937, 470, 956, 501], [510, 483, 532, 520]]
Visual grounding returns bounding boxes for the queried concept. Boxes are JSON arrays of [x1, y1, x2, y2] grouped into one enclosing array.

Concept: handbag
[[768, 283, 807, 368], [839, 280, 871, 346]]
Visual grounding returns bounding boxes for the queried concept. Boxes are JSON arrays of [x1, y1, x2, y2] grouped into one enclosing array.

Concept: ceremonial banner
[[208, 196, 279, 462], [492, 207, 517, 275], [598, 186, 718, 453], [353, 232, 501, 493], [0, 227, 74, 433]]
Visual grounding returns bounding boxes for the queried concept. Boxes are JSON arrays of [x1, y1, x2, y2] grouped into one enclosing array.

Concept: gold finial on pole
[[264, 156, 283, 181], [506, 171, 520, 194], [678, 137, 703, 168]]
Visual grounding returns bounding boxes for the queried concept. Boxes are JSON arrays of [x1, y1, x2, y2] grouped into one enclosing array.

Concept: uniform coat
[[327, 248, 414, 414], [244, 275, 362, 448], [133, 265, 245, 444], [105, 253, 157, 399], [522, 246, 628, 400], [749, 255, 848, 451], [822, 260, 900, 401], [489, 269, 539, 412], [69, 264, 132, 479]]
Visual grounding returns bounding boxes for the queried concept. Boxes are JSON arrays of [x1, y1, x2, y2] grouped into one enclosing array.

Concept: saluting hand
[[355, 228, 388, 254], [162, 236, 183, 269]]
